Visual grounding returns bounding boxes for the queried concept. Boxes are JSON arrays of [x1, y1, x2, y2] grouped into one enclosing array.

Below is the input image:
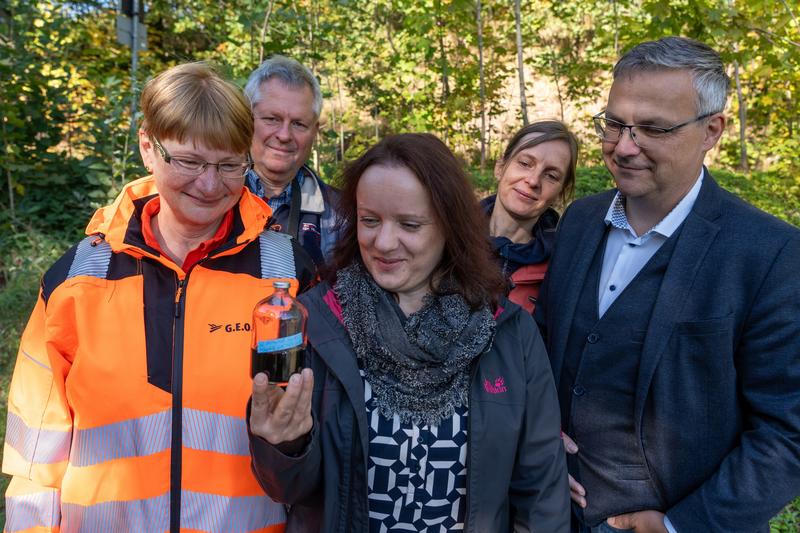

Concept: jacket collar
[[246, 164, 326, 215], [298, 165, 326, 214], [481, 195, 559, 270], [84, 175, 273, 259]]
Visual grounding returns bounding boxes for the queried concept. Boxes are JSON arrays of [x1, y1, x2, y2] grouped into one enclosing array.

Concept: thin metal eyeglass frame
[[592, 111, 716, 147], [151, 136, 253, 179]]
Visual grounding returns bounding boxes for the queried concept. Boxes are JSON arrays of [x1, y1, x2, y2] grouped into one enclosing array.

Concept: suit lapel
[[549, 195, 611, 382], [633, 171, 722, 427]]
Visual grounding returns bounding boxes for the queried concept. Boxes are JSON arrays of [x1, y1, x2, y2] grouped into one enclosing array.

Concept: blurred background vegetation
[[1, 0, 798, 528]]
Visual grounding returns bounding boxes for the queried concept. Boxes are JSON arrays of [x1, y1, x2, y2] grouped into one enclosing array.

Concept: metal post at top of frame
[[116, 1, 147, 51], [131, 0, 138, 77], [116, 1, 147, 164]]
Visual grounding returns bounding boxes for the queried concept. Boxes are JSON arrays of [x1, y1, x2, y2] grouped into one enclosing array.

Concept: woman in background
[[482, 120, 578, 312], [248, 133, 569, 532]]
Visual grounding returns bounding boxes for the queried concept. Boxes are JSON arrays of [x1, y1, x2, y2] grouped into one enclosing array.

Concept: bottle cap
[[272, 280, 291, 289]]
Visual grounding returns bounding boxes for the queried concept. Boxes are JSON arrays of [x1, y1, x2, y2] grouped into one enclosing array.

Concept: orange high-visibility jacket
[[3, 177, 316, 532]]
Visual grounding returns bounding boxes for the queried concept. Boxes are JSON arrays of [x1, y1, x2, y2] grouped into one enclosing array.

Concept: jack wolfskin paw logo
[[483, 376, 508, 394], [209, 323, 222, 333]]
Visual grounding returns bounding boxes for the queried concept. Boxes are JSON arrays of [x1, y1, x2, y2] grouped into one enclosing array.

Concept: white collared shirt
[[597, 170, 704, 318]]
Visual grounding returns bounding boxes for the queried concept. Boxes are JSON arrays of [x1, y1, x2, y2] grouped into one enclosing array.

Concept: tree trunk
[[334, 58, 346, 161], [309, 0, 318, 74], [2, 119, 14, 223], [249, 0, 254, 65], [437, 12, 450, 144], [436, 0, 451, 104], [339, 120, 345, 163], [733, 61, 748, 171], [486, 3, 495, 163], [514, 0, 529, 125], [330, 100, 338, 161], [384, 7, 399, 56], [551, 54, 565, 122], [258, 0, 276, 64], [476, 0, 487, 171], [373, 107, 379, 141], [612, 0, 619, 56]]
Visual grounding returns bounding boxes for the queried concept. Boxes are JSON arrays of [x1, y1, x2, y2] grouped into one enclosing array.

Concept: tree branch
[[751, 26, 800, 49], [780, 0, 798, 26]]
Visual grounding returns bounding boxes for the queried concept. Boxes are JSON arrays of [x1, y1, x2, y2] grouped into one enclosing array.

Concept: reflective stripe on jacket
[[3, 176, 315, 532]]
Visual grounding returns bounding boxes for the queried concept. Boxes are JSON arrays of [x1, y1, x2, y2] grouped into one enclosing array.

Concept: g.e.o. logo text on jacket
[[209, 322, 252, 333]]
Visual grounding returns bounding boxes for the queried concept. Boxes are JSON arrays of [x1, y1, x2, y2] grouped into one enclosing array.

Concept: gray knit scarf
[[335, 262, 496, 426]]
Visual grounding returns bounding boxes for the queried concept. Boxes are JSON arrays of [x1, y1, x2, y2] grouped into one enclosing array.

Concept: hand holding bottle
[[250, 368, 314, 446]]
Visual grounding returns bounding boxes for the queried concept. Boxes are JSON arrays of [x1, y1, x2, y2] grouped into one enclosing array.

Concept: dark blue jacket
[[535, 170, 800, 532]]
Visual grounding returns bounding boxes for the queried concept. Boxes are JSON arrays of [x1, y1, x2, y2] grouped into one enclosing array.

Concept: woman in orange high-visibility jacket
[[3, 62, 315, 533]]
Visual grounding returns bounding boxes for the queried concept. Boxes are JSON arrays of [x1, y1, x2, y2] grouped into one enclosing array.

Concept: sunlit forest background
[[1, 0, 799, 528]]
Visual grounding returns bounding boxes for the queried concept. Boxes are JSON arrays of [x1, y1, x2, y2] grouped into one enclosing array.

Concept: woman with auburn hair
[[3, 62, 314, 532], [247, 133, 569, 532], [483, 120, 579, 313]]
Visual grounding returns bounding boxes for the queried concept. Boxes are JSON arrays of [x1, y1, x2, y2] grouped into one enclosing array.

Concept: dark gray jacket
[[250, 282, 570, 532]]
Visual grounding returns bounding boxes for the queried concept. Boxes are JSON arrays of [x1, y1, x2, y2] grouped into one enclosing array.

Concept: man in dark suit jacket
[[535, 36, 800, 533]]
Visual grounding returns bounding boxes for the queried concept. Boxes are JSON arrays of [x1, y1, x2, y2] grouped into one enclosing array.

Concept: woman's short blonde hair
[[140, 62, 253, 154]]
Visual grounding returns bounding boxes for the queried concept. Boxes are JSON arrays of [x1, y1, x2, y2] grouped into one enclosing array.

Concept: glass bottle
[[251, 281, 307, 386]]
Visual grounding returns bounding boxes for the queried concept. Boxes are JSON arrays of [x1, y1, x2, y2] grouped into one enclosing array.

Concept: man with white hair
[[244, 55, 339, 266]]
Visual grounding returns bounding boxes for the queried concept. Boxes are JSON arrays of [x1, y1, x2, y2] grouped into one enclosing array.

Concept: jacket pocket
[[672, 316, 735, 375], [675, 315, 734, 336], [630, 328, 647, 346]]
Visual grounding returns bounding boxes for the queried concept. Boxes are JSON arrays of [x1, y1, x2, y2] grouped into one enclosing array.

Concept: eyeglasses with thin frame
[[592, 111, 717, 148], [151, 137, 253, 180]]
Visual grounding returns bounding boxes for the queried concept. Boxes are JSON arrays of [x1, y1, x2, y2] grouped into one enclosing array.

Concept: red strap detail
[[323, 289, 344, 325], [509, 261, 549, 283]]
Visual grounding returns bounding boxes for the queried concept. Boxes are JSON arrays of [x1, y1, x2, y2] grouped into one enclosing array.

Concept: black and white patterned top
[[362, 372, 469, 532]]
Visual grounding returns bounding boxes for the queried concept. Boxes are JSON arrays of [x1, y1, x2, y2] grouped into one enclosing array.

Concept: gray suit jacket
[[535, 170, 800, 532]]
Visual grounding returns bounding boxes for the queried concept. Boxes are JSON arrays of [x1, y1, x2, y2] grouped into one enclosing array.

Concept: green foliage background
[[1, 0, 798, 529]]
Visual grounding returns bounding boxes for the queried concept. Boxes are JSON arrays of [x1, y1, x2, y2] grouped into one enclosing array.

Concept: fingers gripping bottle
[[251, 281, 308, 386]]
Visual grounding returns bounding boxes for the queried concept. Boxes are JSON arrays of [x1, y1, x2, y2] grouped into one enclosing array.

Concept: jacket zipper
[[343, 421, 358, 533], [464, 359, 481, 532], [170, 276, 187, 533]]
